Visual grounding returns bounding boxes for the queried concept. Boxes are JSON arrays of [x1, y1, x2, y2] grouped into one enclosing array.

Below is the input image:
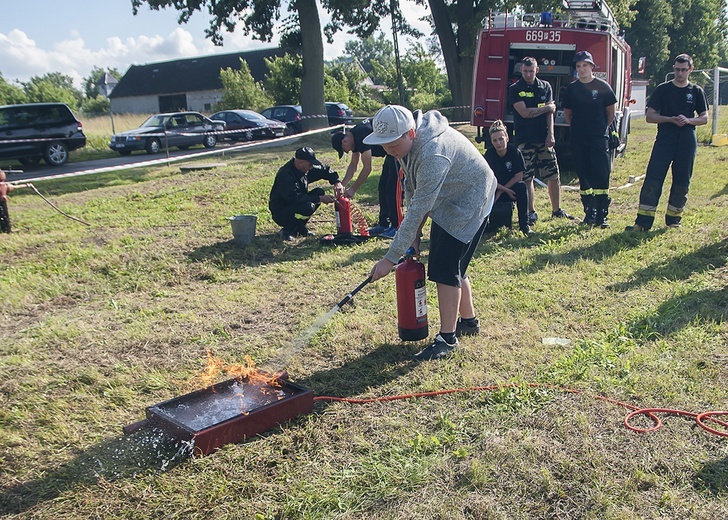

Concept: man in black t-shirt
[[332, 119, 400, 237], [627, 54, 709, 231], [483, 121, 534, 236], [563, 50, 618, 228], [509, 56, 572, 224]]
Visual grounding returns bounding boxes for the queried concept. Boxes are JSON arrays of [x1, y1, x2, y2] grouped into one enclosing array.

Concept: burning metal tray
[[132, 376, 313, 455]]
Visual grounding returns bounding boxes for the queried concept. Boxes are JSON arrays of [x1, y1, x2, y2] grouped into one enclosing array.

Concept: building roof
[[110, 48, 283, 98]]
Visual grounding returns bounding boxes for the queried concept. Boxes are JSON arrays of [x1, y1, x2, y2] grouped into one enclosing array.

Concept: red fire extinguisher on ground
[[334, 197, 353, 235], [395, 247, 428, 341]]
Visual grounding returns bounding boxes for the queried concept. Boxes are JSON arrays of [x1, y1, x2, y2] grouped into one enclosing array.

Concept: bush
[[81, 96, 111, 117]]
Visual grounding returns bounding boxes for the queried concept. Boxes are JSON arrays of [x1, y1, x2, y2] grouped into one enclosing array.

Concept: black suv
[[261, 105, 303, 135], [0, 103, 87, 167], [326, 102, 354, 126]]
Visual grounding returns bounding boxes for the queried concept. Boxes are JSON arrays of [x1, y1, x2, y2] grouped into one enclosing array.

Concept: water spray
[[267, 276, 372, 371]]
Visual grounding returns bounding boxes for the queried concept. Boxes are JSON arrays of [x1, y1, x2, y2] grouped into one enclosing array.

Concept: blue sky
[[1, 0, 430, 89]]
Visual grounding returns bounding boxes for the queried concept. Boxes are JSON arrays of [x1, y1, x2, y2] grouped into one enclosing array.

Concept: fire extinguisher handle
[[397, 247, 417, 264]]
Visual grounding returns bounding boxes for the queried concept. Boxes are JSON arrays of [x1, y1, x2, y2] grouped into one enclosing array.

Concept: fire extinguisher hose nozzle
[[335, 276, 372, 309]]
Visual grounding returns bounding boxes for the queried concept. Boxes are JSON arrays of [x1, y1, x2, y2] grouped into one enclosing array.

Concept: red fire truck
[[470, 0, 632, 156]]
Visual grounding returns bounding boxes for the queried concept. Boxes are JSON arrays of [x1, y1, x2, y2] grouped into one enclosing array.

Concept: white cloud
[[0, 27, 220, 87], [0, 1, 435, 90]]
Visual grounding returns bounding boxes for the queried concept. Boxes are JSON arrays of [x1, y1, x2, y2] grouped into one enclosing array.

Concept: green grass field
[[0, 117, 726, 519]]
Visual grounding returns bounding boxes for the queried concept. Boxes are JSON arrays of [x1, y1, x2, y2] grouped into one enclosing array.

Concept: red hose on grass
[[313, 383, 728, 438]]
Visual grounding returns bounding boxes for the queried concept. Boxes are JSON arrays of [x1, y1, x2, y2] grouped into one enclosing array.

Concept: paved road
[[4, 137, 298, 184]]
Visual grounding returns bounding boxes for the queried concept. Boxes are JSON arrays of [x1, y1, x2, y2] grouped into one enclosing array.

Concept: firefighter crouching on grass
[[269, 147, 344, 241], [366, 105, 497, 362], [0, 169, 14, 233]]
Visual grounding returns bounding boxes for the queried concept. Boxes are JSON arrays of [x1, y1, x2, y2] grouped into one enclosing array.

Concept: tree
[[0, 73, 27, 105], [345, 33, 395, 85], [81, 96, 111, 116], [217, 59, 274, 111], [82, 66, 122, 100], [626, 0, 727, 86], [79, 66, 122, 116], [22, 73, 82, 107], [131, 0, 328, 130], [324, 0, 423, 106], [625, 0, 672, 82], [401, 42, 450, 109], [324, 60, 380, 112], [264, 54, 303, 106], [667, 0, 726, 70]]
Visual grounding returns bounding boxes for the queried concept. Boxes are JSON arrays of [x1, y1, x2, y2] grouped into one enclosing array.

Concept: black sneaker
[[455, 318, 480, 337], [527, 211, 538, 225], [521, 225, 536, 237], [295, 225, 315, 237], [413, 334, 459, 361], [278, 229, 294, 241], [552, 208, 575, 220]]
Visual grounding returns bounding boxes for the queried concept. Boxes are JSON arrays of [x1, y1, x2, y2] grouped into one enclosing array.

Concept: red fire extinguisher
[[395, 247, 428, 341], [334, 197, 353, 235]]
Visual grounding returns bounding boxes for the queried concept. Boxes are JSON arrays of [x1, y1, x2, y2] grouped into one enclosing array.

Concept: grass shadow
[[610, 237, 727, 292], [187, 234, 386, 271], [297, 342, 419, 401], [0, 429, 190, 516], [712, 181, 728, 200], [517, 227, 668, 274], [628, 285, 728, 338], [694, 456, 728, 496]]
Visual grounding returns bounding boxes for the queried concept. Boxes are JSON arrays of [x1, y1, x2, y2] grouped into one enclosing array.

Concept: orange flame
[[188, 351, 284, 392]]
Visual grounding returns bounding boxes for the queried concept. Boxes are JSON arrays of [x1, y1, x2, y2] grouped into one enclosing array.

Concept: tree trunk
[[428, 0, 480, 122], [296, 0, 327, 130]]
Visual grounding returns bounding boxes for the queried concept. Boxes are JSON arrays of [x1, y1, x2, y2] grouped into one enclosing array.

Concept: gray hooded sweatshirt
[[384, 110, 497, 265]]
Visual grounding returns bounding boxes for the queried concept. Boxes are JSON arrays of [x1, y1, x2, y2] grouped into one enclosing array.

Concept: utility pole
[[390, 0, 406, 106]]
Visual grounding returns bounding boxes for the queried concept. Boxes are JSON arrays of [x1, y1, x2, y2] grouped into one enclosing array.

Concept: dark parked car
[[0, 102, 86, 167], [326, 102, 354, 126], [108, 112, 224, 155], [210, 110, 286, 141], [260, 105, 303, 135]]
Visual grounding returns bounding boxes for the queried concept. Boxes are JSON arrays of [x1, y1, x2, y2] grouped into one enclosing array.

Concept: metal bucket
[[229, 215, 257, 245]]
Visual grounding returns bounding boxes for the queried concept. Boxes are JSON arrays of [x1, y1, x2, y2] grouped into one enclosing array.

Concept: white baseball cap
[[363, 105, 415, 145]]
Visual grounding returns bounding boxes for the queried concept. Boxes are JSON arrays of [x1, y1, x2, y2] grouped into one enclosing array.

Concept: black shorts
[[428, 218, 487, 287]]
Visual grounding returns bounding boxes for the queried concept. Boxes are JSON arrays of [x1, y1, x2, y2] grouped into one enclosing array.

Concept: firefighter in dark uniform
[[508, 56, 572, 224], [0, 169, 14, 233], [483, 120, 534, 236], [563, 50, 617, 228], [269, 147, 344, 241], [627, 54, 708, 231], [332, 119, 400, 238]]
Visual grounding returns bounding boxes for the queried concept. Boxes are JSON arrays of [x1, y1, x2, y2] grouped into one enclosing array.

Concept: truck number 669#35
[[525, 30, 561, 42]]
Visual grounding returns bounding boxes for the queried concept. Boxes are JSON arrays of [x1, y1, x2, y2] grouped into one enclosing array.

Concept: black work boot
[[580, 194, 596, 226], [595, 196, 611, 228]]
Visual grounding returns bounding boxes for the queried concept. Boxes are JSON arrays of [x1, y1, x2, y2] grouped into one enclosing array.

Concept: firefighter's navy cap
[[295, 146, 321, 166], [331, 132, 345, 159], [573, 51, 596, 66]]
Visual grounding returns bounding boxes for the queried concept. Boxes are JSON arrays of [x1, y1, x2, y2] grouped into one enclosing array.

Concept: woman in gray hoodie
[[365, 105, 497, 361]]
